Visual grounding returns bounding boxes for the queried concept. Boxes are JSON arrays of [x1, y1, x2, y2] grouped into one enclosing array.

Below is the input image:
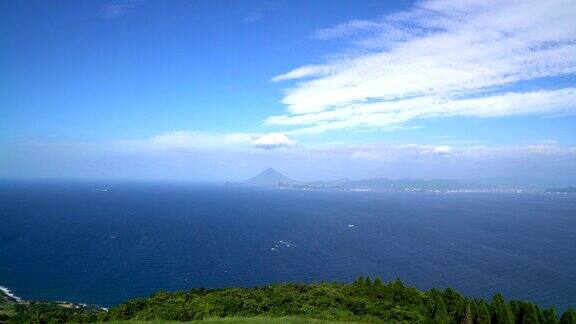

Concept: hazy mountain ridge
[[241, 169, 575, 193]]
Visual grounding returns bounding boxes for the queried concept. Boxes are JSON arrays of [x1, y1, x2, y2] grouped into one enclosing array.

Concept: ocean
[[0, 181, 574, 309]]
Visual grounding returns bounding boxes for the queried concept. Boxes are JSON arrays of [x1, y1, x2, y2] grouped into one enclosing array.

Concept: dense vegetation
[[3, 278, 575, 323]]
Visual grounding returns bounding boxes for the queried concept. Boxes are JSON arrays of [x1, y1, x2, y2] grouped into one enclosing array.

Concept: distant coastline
[[238, 169, 576, 193]]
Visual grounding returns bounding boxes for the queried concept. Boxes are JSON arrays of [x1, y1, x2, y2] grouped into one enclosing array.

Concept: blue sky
[[1, 0, 575, 181]]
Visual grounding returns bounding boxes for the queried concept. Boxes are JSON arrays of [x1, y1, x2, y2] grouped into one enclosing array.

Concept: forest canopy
[[4, 277, 576, 324]]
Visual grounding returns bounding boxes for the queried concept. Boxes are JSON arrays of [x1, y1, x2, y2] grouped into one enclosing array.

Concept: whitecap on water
[[270, 240, 297, 251], [0, 286, 22, 302]]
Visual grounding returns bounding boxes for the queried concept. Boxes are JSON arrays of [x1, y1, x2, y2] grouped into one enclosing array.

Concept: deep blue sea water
[[0, 181, 575, 309]]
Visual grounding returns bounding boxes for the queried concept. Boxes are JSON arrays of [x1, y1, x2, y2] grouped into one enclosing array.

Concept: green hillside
[[3, 278, 575, 324], [104, 318, 364, 323], [0, 290, 17, 322]]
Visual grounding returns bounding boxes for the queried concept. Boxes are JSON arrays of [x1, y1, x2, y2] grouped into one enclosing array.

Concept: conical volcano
[[246, 168, 294, 186]]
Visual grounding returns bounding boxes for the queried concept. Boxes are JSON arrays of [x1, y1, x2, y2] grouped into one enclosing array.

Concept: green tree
[[460, 303, 473, 324], [373, 277, 383, 290], [427, 289, 450, 324], [352, 277, 365, 292], [542, 308, 559, 324], [491, 293, 514, 324], [443, 287, 466, 321], [364, 277, 373, 289], [521, 303, 540, 324], [560, 308, 576, 324], [475, 300, 491, 324], [510, 300, 522, 322]]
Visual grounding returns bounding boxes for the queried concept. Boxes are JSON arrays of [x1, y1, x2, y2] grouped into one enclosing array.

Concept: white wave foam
[[0, 286, 22, 302]]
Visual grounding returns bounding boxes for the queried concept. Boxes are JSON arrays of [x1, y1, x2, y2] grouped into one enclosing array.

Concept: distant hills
[[245, 168, 295, 186], [241, 169, 575, 193]]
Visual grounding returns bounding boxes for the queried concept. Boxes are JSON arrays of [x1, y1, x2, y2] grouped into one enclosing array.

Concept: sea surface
[[0, 181, 575, 309]]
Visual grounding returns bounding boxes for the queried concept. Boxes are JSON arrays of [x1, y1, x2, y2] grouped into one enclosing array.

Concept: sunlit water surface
[[0, 181, 574, 309]]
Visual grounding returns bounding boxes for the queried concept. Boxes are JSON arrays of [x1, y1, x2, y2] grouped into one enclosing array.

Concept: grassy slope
[[106, 318, 367, 323], [0, 290, 17, 322]]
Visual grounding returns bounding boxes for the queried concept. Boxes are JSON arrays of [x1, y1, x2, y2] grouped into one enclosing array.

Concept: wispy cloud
[[102, 1, 140, 19], [268, 0, 576, 134], [116, 130, 296, 151], [268, 88, 576, 134], [244, 1, 277, 23]]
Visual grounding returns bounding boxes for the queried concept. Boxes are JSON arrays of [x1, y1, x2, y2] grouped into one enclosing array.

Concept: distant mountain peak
[[261, 168, 283, 176], [246, 168, 294, 186]]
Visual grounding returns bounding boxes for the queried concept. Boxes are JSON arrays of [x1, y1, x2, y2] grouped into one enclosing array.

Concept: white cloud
[[252, 133, 296, 150], [270, 65, 333, 82], [268, 88, 576, 134], [149, 131, 252, 150], [268, 0, 576, 133], [431, 145, 453, 155], [116, 131, 296, 151], [321, 141, 576, 162]]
